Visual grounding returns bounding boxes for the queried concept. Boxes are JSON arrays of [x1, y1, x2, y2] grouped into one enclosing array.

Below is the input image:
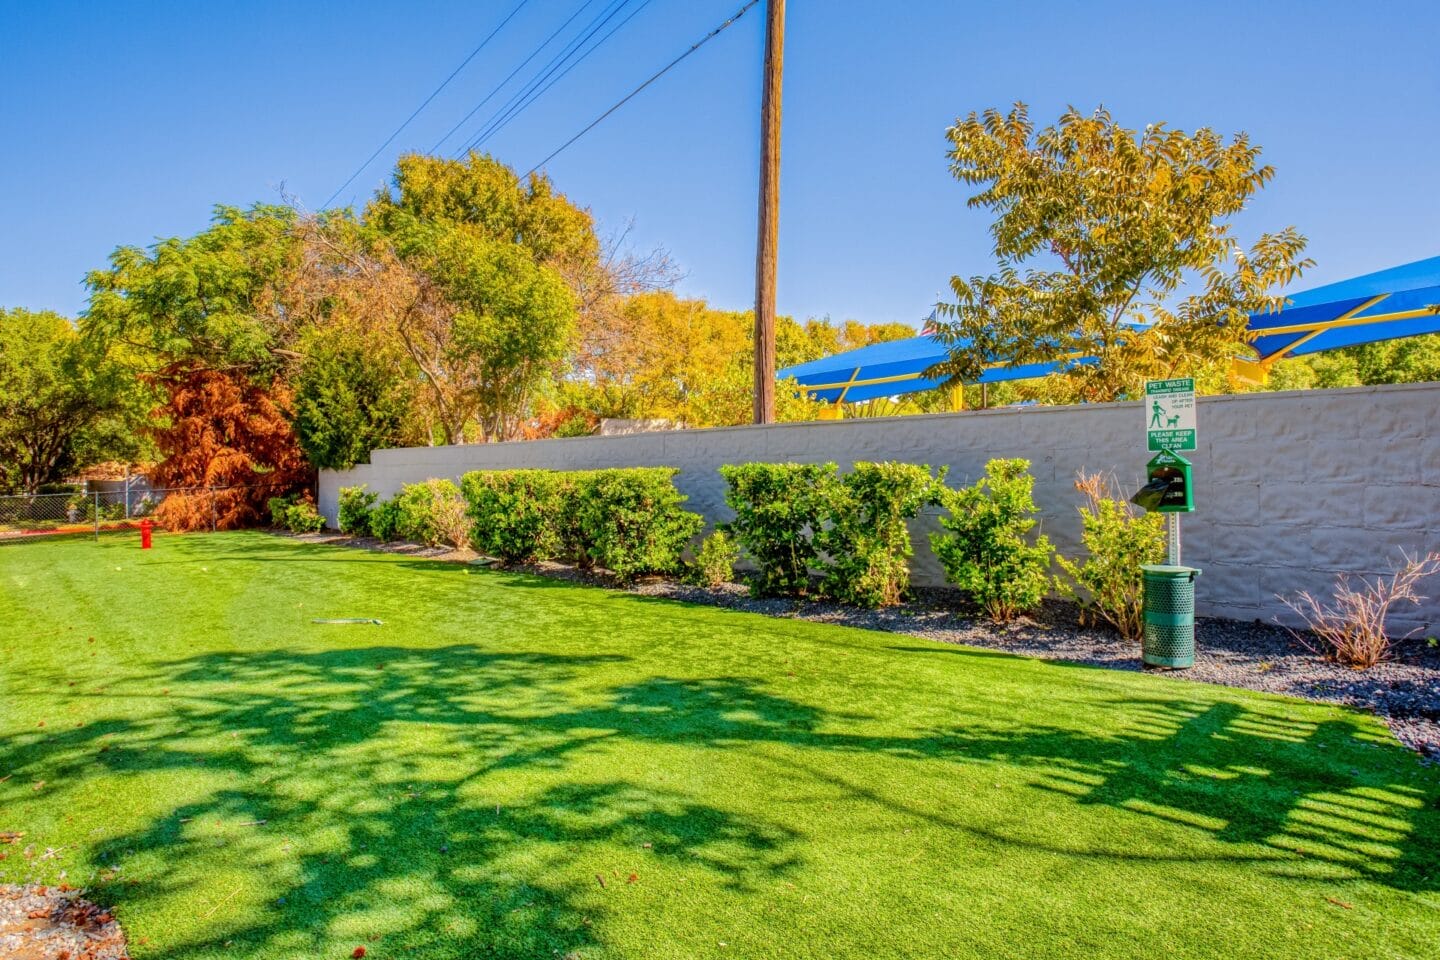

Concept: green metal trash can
[[1141, 564, 1201, 668]]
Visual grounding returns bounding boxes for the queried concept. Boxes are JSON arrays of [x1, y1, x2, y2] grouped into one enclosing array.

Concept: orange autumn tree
[[148, 367, 312, 530], [84, 205, 315, 530]]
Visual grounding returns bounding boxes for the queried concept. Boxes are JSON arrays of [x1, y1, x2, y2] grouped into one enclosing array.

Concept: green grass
[[1, 532, 1437, 959]]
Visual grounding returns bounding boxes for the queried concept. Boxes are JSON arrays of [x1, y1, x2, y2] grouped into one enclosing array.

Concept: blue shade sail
[[782, 256, 1440, 402]]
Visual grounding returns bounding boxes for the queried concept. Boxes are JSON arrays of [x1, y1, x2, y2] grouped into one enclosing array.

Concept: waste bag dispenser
[[1130, 449, 1193, 513]]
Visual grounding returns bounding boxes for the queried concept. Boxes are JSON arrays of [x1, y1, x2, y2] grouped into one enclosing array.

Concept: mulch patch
[[0, 884, 128, 960]]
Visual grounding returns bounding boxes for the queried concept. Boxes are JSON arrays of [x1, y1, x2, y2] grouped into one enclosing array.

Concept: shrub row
[[337, 479, 470, 549], [717, 460, 951, 608], [334, 458, 1162, 635], [462, 467, 703, 581], [338, 468, 704, 583], [268, 494, 325, 534], [719, 458, 1162, 629]]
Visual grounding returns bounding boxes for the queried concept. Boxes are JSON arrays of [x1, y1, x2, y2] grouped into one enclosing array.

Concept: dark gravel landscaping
[[293, 532, 1440, 760], [629, 579, 1440, 760]]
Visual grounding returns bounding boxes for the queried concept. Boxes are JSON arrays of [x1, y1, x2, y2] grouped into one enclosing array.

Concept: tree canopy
[[83, 204, 303, 377], [0, 308, 149, 493], [928, 104, 1312, 402]]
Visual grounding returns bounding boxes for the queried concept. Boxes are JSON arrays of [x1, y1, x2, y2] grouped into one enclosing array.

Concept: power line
[[322, 0, 532, 210], [524, 0, 760, 179], [461, 0, 633, 155], [469, 0, 659, 153], [456, 0, 635, 158], [430, 0, 600, 156]]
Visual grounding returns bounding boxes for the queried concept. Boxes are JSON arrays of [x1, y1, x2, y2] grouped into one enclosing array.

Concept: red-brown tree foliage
[[148, 366, 313, 531]]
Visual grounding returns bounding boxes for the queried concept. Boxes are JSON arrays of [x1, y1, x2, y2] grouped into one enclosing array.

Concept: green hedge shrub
[[1055, 472, 1165, 641], [337, 485, 378, 537], [719, 462, 836, 597], [687, 530, 739, 588], [460, 468, 699, 578], [461, 469, 567, 562], [932, 458, 1053, 620], [267, 495, 326, 534], [392, 479, 470, 549], [266, 495, 292, 528], [817, 462, 945, 607], [571, 468, 703, 581], [556, 470, 600, 567], [368, 498, 403, 542]]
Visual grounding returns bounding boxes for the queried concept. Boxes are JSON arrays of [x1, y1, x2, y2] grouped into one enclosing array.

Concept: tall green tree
[[928, 104, 1312, 402], [0, 308, 150, 492], [291, 327, 422, 471], [83, 204, 303, 376], [344, 152, 592, 442]]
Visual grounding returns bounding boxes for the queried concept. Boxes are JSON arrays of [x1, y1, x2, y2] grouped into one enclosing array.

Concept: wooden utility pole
[[752, 0, 784, 424]]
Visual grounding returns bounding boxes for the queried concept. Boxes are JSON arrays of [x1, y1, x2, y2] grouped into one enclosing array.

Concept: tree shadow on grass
[[2, 646, 809, 957], [925, 691, 1440, 893], [2, 635, 1438, 957]]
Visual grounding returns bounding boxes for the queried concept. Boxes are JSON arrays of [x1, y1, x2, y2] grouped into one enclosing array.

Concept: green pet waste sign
[[1144, 377, 1197, 452]]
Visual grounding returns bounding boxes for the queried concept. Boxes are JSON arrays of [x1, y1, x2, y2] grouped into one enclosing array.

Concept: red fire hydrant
[[139, 518, 153, 550]]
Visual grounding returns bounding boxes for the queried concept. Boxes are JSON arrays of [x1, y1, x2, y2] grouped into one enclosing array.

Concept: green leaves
[[0, 307, 152, 493], [931, 458, 1053, 620], [931, 103, 1313, 401], [460, 468, 702, 581], [82, 204, 300, 377], [720, 461, 946, 607], [292, 330, 420, 471], [336, 485, 379, 537], [817, 462, 946, 608], [1055, 473, 1166, 642], [719, 462, 836, 598]]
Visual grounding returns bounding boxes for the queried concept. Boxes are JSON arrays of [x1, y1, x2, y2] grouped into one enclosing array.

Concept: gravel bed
[[0, 883, 129, 959], [284, 533, 1440, 760]]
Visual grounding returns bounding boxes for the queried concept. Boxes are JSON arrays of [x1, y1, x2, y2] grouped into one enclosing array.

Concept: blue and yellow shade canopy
[[781, 256, 1440, 404]]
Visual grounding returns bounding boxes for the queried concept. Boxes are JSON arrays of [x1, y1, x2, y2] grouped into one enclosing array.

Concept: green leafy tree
[[83, 204, 302, 376], [366, 151, 599, 270], [291, 329, 422, 471], [0, 308, 150, 493], [928, 104, 1312, 402], [399, 224, 576, 441], [347, 153, 591, 442], [1266, 333, 1440, 391]]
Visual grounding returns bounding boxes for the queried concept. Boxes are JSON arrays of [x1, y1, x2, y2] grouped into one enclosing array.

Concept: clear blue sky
[[2, 0, 1437, 327]]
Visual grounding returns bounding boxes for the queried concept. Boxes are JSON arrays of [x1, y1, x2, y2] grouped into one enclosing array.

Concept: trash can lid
[[1140, 564, 1202, 577]]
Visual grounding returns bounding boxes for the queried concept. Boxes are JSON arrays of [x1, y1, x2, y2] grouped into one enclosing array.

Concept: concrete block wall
[[319, 382, 1440, 632]]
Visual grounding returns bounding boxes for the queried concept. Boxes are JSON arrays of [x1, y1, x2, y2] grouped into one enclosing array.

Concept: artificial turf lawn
[[0, 533, 1437, 959]]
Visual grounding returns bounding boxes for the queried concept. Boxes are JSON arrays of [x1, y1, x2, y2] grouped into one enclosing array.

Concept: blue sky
[[2, 0, 1437, 327]]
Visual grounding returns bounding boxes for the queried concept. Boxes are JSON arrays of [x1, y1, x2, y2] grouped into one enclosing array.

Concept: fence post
[[93, 491, 100, 541]]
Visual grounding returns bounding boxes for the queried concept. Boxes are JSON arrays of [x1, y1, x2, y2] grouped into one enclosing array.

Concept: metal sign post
[[1137, 378, 1200, 670], [1166, 513, 1181, 566]]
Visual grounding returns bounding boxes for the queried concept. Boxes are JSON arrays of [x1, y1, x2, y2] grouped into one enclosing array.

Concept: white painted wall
[[320, 382, 1440, 633]]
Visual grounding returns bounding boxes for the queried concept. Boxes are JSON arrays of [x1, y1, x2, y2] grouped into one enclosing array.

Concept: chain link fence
[[0, 483, 298, 541]]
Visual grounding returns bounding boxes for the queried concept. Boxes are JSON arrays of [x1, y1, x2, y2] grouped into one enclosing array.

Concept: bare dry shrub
[[431, 487, 471, 552], [1279, 550, 1440, 668]]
